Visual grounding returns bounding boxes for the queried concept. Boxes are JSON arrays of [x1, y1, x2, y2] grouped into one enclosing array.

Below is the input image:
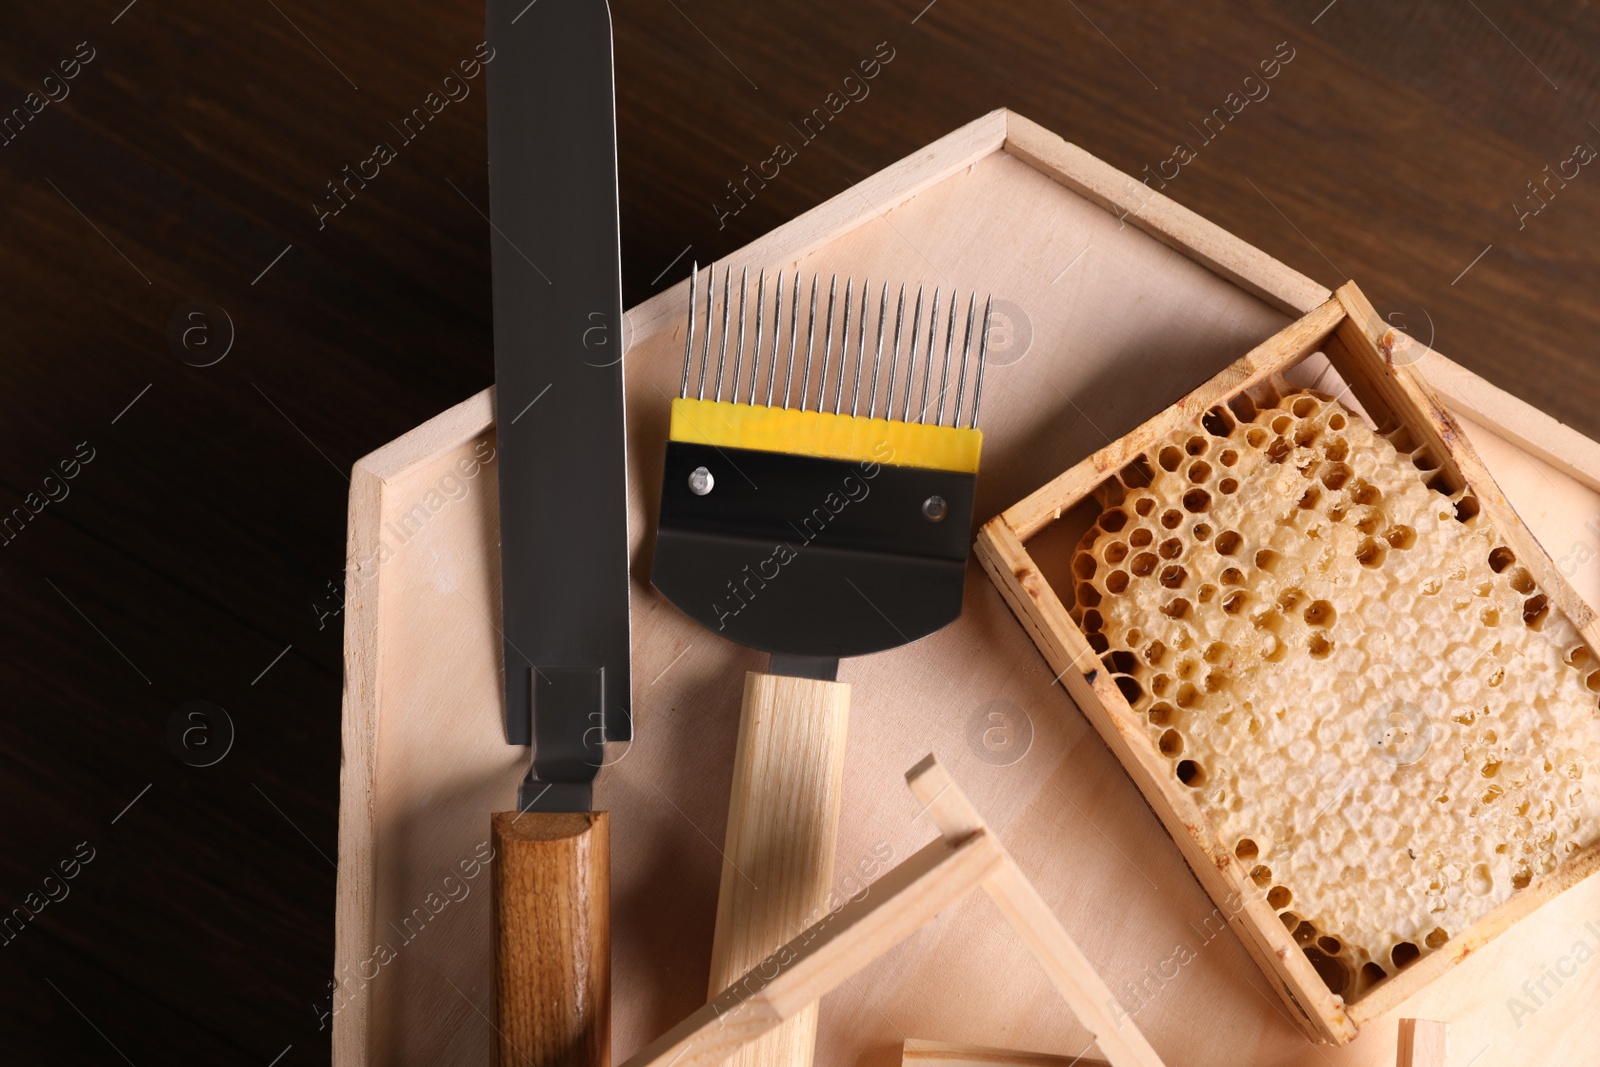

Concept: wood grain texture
[[491, 811, 610, 1067], [625, 757, 1159, 1067], [1393, 1019, 1446, 1067], [905, 759, 1168, 1067], [707, 673, 851, 1067], [902, 1039, 1108, 1066], [1386, 338, 1600, 496], [620, 832, 1007, 1067], [1001, 114, 1328, 318]]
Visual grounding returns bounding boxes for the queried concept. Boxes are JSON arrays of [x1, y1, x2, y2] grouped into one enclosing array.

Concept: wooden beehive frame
[[618, 757, 1168, 1067], [976, 280, 1600, 1044]]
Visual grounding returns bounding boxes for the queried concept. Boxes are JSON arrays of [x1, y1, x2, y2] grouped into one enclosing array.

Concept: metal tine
[[833, 277, 854, 415], [936, 288, 958, 425], [782, 272, 801, 408], [731, 267, 749, 403], [843, 279, 858, 416], [816, 275, 838, 413], [843, 278, 867, 416], [857, 282, 885, 418], [952, 292, 977, 427], [902, 284, 923, 422], [919, 288, 940, 423], [714, 269, 731, 400], [838, 277, 858, 415], [971, 295, 992, 429], [763, 271, 783, 406], [837, 278, 856, 416], [697, 262, 715, 400], [748, 269, 765, 406], [877, 285, 904, 421], [680, 262, 697, 399], [800, 276, 819, 409]]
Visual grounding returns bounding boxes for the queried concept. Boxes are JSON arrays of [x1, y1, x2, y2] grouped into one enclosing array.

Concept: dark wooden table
[[2, 0, 1595, 1061]]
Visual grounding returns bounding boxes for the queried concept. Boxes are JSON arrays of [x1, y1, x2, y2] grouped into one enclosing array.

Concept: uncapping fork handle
[[706, 665, 850, 1067]]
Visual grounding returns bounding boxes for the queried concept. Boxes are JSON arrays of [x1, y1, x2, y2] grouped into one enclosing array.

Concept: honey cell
[[1068, 387, 1600, 994]]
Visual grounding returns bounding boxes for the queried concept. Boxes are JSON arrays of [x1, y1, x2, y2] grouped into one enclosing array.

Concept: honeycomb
[[1069, 383, 1600, 999]]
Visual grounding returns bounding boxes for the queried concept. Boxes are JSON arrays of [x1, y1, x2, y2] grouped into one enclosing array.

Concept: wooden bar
[[1394, 1019, 1446, 1067], [1001, 113, 1330, 317], [905, 759, 1169, 1067], [618, 833, 1005, 1067], [1334, 281, 1600, 645], [706, 673, 851, 1067], [901, 1038, 1107, 1066], [1418, 351, 1600, 492]]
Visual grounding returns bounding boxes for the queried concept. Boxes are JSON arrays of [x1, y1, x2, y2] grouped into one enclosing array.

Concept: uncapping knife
[[484, 1, 630, 1064]]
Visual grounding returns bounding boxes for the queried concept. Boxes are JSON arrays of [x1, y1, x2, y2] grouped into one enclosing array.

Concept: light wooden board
[[336, 110, 1600, 1066], [1395, 1019, 1447, 1067], [901, 1038, 1107, 1066]]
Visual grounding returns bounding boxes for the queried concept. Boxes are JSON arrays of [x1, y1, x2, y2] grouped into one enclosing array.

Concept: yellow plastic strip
[[669, 398, 982, 474]]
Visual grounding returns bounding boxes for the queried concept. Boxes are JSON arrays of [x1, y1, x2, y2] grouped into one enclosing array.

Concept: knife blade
[[484, 0, 630, 1062], [488, 0, 632, 785]]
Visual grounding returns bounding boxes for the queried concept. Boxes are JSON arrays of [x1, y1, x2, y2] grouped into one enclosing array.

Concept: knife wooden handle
[[491, 810, 609, 1067], [707, 671, 850, 1067]]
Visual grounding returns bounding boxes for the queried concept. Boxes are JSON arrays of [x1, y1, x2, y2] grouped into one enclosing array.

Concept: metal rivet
[[688, 466, 715, 496], [922, 495, 948, 522], [684, 467, 716, 495]]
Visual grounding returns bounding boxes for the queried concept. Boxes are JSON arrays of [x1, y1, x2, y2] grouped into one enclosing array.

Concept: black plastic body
[[651, 441, 975, 658]]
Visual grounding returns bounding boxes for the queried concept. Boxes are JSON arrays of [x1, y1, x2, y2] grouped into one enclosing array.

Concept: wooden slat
[[707, 673, 851, 1067], [1394, 1019, 1447, 1067], [618, 833, 1005, 1067], [333, 386, 500, 1066], [353, 389, 496, 482], [1002, 112, 1331, 318], [906, 760, 1170, 1067], [627, 758, 1174, 1067], [1334, 282, 1599, 644], [332, 457, 388, 1067], [1422, 351, 1600, 494], [901, 1038, 1108, 1066]]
